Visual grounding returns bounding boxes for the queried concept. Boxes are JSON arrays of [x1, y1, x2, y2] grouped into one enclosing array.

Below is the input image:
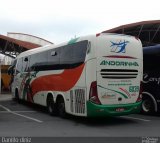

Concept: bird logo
[[110, 40, 129, 53]]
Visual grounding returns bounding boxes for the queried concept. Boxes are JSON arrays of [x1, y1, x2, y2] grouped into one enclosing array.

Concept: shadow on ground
[[1, 99, 159, 127]]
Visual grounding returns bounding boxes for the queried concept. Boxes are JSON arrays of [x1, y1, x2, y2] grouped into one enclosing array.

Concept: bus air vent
[[74, 89, 85, 114], [100, 69, 138, 79], [70, 90, 74, 113]]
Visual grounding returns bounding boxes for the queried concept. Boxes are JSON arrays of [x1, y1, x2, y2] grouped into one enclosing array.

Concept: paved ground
[[0, 94, 160, 143], [0, 93, 12, 101]]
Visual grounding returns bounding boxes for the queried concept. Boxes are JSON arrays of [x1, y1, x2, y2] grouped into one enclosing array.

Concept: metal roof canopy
[[102, 20, 160, 47], [0, 34, 40, 58]]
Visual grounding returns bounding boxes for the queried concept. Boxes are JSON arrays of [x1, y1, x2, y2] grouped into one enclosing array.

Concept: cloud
[[0, 16, 101, 43], [0, 0, 160, 44]]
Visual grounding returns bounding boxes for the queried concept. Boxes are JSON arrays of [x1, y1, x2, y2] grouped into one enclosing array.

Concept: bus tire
[[15, 89, 20, 102], [57, 96, 66, 118], [141, 96, 155, 114], [47, 95, 57, 116]]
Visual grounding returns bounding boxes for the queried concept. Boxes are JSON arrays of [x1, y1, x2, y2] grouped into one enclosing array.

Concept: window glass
[[60, 40, 88, 66], [16, 58, 23, 73], [48, 48, 60, 65], [60, 45, 73, 65], [29, 51, 48, 71], [12, 59, 17, 67], [72, 40, 88, 63], [28, 40, 88, 71]]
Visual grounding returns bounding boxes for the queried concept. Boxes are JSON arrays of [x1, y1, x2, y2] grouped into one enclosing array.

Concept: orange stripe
[[31, 64, 85, 95]]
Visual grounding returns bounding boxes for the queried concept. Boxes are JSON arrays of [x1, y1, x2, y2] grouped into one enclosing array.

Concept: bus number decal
[[129, 86, 139, 92]]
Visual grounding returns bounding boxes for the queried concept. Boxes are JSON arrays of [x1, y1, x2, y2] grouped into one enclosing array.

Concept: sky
[[0, 0, 159, 44]]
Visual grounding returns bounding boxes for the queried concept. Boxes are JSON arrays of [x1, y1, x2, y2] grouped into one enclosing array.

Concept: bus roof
[[16, 33, 139, 59], [16, 35, 94, 59], [143, 44, 160, 54]]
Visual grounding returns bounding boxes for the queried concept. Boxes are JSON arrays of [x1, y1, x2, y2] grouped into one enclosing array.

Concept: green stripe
[[67, 37, 79, 45], [98, 85, 128, 99], [87, 101, 141, 117]]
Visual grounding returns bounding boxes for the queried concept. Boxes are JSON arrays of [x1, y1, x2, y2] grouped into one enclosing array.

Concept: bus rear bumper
[[87, 101, 142, 117]]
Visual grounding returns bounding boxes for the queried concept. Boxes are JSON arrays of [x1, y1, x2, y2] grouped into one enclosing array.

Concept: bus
[[1, 65, 11, 92], [10, 33, 143, 117], [142, 45, 160, 114]]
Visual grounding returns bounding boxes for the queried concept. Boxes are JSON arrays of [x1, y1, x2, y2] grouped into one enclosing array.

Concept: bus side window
[[60, 40, 88, 67], [48, 48, 60, 66], [16, 58, 23, 74], [8, 59, 17, 75], [29, 52, 48, 71], [72, 40, 88, 63], [60, 45, 73, 66], [8, 66, 14, 75]]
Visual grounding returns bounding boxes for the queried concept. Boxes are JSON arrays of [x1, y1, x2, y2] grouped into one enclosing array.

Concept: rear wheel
[[15, 89, 20, 102], [141, 96, 155, 114], [57, 97, 66, 118], [47, 95, 57, 116]]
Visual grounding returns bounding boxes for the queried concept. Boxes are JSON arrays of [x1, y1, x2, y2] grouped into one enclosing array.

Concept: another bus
[[10, 33, 143, 117], [1, 65, 11, 92], [142, 45, 160, 114]]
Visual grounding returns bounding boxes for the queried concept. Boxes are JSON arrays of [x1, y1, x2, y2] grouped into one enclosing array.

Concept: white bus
[[10, 33, 143, 117]]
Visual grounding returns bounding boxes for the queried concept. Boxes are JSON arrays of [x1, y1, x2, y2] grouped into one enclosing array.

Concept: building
[[102, 20, 160, 47], [0, 33, 53, 93], [0, 33, 53, 59]]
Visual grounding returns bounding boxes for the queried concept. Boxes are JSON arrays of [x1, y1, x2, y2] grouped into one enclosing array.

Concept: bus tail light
[[136, 81, 143, 102], [89, 81, 101, 105]]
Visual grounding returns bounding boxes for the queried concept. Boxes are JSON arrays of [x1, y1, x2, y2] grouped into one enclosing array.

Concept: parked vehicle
[[142, 45, 160, 114], [10, 33, 143, 117], [1, 65, 11, 92]]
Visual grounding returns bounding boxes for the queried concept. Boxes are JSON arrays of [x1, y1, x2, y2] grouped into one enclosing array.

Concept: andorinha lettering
[[100, 60, 139, 66]]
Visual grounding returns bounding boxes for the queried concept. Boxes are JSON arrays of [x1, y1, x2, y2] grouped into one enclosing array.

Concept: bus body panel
[[96, 34, 143, 106], [11, 34, 143, 117], [143, 45, 160, 113], [86, 34, 143, 116]]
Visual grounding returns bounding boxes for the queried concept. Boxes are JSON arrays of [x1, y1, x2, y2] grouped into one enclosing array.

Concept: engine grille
[[70, 89, 85, 114], [100, 69, 138, 79]]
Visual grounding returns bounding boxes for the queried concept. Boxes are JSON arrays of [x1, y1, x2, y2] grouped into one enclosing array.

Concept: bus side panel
[[85, 59, 97, 100], [143, 70, 160, 113], [65, 65, 87, 116]]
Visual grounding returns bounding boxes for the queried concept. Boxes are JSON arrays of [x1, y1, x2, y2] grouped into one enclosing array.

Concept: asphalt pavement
[[0, 93, 160, 143], [0, 93, 12, 101]]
